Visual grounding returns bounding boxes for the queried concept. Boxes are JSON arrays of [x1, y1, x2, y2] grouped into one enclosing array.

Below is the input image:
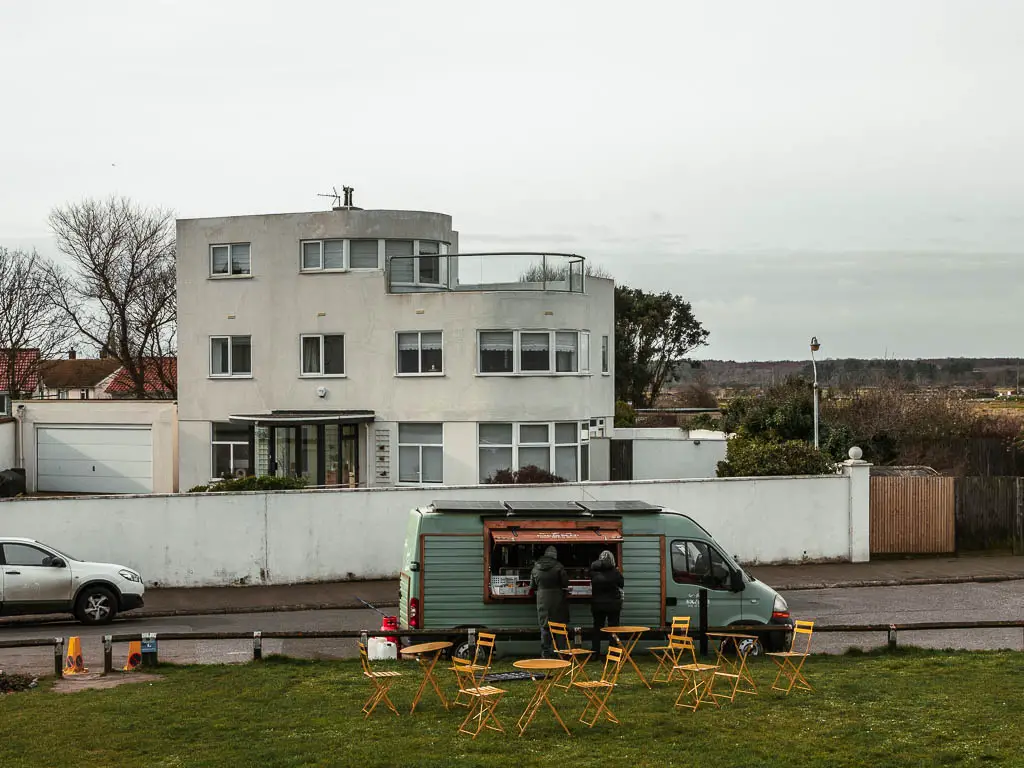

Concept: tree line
[[1, 197, 176, 400]]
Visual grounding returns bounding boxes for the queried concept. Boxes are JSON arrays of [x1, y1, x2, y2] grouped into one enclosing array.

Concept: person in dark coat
[[589, 549, 624, 655], [530, 545, 570, 658]]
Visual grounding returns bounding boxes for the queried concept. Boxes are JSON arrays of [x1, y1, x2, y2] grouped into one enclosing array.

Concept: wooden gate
[[870, 476, 956, 554], [609, 439, 633, 482]]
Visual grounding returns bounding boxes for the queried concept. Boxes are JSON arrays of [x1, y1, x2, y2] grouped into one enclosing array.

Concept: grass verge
[[1, 649, 1021, 767]]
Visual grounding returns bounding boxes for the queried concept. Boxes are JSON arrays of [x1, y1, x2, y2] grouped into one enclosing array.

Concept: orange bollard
[[122, 641, 143, 672], [63, 636, 89, 675]]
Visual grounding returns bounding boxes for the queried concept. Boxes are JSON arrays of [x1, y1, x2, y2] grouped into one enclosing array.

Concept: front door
[[0, 542, 73, 606], [667, 539, 746, 626]]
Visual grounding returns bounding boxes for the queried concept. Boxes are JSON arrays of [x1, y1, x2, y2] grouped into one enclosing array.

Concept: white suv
[[0, 537, 145, 625]]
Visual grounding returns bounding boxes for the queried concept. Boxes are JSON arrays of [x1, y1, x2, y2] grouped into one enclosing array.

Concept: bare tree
[[0, 247, 74, 397], [46, 197, 176, 399]]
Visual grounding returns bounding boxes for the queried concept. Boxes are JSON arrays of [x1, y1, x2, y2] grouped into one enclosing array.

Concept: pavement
[[2, 554, 1023, 626]]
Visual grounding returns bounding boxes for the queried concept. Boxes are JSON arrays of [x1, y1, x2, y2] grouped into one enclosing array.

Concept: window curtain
[[520, 333, 550, 352], [302, 337, 321, 374], [397, 333, 420, 351], [230, 244, 250, 275], [479, 332, 513, 351]]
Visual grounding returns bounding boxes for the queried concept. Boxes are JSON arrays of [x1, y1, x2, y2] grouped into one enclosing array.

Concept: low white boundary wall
[[0, 461, 870, 587]]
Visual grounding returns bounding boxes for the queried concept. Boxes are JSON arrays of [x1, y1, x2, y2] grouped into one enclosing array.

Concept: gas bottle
[[380, 615, 400, 646]]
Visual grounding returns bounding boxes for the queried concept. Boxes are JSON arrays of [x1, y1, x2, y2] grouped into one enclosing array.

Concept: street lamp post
[[810, 337, 821, 450]]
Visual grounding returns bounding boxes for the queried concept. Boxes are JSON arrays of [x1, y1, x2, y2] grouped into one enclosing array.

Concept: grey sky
[[2, 0, 1022, 361]]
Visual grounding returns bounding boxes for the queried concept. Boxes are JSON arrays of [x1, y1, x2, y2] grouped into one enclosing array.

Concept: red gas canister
[[380, 615, 400, 646]]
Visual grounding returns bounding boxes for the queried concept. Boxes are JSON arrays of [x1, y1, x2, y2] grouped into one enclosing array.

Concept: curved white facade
[[176, 207, 614, 491]]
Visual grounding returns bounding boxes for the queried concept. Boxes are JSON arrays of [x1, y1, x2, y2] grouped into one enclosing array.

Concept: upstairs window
[[397, 331, 443, 375], [211, 336, 252, 377], [300, 334, 345, 376], [211, 243, 251, 276], [388, 240, 446, 286], [478, 330, 590, 375], [301, 240, 345, 271]]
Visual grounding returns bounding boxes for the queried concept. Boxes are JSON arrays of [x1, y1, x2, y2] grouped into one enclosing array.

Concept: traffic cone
[[122, 641, 142, 672], [63, 636, 88, 675]]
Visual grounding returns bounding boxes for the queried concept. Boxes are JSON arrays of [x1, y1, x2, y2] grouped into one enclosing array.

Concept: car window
[[3, 543, 54, 567], [671, 540, 731, 590]]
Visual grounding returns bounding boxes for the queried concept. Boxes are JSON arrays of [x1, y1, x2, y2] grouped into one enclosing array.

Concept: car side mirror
[[51, 558, 66, 568], [729, 570, 744, 592]]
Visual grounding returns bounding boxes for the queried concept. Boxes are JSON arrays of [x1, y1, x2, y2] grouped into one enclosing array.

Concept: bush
[[187, 475, 309, 493], [614, 400, 636, 427], [486, 465, 567, 484], [0, 672, 37, 693], [716, 436, 836, 477]]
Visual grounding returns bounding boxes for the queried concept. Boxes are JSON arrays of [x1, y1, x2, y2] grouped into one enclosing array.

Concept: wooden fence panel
[[955, 476, 1019, 552], [870, 477, 956, 554]]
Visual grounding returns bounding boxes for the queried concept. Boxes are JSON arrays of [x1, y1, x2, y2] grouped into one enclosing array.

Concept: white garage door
[[36, 426, 153, 494]]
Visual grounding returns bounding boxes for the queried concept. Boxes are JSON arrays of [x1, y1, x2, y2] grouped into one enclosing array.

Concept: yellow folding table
[[512, 658, 572, 736], [400, 640, 453, 713], [600, 626, 651, 688]]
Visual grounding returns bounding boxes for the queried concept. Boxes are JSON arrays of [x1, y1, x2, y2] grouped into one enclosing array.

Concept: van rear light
[[772, 610, 791, 621], [409, 597, 420, 629]]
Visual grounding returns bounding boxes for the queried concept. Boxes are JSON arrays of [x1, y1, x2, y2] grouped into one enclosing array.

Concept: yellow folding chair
[[767, 620, 814, 694], [672, 636, 719, 712], [571, 645, 625, 728], [359, 641, 402, 718], [549, 621, 593, 688], [650, 616, 692, 683], [451, 632, 497, 707], [450, 657, 507, 738]]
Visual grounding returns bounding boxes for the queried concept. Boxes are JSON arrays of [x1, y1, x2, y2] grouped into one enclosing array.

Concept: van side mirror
[[409, 561, 420, 572], [50, 558, 66, 568], [729, 570, 744, 592]]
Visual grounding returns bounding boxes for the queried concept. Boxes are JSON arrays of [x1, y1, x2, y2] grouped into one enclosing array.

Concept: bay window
[[478, 330, 591, 375]]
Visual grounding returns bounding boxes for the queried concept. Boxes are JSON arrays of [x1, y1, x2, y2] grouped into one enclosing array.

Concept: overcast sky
[[2, 0, 1022, 361]]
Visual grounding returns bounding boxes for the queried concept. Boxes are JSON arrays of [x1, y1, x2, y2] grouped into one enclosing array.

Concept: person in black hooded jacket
[[589, 549, 624, 655]]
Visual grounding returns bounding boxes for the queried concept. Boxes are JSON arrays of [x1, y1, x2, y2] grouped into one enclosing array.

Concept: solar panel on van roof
[[503, 501, 582, 513], [574, 501, 663, 513], [429, 500, 509, 513]]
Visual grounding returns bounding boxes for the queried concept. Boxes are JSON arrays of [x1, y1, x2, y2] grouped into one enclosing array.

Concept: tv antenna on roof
[[318, 186, 355, 210]]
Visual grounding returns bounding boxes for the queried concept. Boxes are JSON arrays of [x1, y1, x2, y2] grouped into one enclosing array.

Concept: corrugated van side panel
[[620, 536, 662, 626], [422, 536, 489, 628]]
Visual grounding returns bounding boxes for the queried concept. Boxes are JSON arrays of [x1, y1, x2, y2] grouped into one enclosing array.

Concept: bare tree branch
[[46, 197, 176, 399], [0, 247, 75, 397]]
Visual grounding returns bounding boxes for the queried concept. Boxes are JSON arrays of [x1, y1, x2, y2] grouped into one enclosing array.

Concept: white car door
[[1, 542, 74, 604]]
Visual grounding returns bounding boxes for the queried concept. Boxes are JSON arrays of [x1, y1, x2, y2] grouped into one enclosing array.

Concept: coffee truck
[[399, 499, 793, 657]]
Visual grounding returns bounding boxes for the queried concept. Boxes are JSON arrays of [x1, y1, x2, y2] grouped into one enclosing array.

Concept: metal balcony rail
[[386, 252, 586, 294], [3, 619, 1023, 677]]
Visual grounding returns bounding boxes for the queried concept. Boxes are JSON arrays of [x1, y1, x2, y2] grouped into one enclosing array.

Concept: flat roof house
[[175, 194, 614, 491]]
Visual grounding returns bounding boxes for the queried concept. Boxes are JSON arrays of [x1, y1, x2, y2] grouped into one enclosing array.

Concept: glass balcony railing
[[386, 252, 586, 294]]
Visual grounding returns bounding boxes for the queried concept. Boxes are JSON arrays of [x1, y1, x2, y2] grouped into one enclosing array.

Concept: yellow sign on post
[[63, 636, 89, 675]]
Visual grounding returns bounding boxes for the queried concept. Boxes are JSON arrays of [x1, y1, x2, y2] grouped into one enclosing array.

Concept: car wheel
[[75, 586, 118, 625]]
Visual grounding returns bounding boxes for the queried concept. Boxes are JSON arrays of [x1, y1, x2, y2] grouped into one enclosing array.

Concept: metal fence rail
[[3, 619, 1023, 678]]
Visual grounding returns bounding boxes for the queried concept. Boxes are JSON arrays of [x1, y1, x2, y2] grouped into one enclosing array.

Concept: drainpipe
[[14, 403, 26, 469]]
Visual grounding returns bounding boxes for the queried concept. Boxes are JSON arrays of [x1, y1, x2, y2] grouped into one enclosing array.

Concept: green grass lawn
[[1, 649, 1021, 768]]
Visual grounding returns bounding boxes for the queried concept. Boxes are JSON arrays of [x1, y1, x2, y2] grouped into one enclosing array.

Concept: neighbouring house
[[0, 348, 41, 416], [35, 351, 121, 400], [175, 191, 614, 491], [104, 357, 177, 400]]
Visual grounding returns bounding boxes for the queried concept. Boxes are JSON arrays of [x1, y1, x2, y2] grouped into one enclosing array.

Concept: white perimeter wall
[[0, 420, 15, 471], [0, 463, 869, 587]]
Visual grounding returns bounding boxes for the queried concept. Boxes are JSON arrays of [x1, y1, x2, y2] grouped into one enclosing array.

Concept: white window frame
[[299, 334, 346, 378], [397, 422, 444, 485], [209, 335, 253, 378], [477, 421, 589, 482], [476, 330, 592, 376], [299, 239, 381, 272], [395, 331, 444, 376], [210, 243, 252, 277], [211, 422, 250, 481], [601, 335, 610, 374], [0, 393, 9, 416], [388, 240, 449, 288]]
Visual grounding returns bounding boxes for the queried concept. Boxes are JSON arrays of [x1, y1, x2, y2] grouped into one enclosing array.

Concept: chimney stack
[[68, 349, 77, 360]]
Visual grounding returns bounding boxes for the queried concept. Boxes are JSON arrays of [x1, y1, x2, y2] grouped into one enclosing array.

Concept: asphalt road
[[1, 581, 1021, 676]]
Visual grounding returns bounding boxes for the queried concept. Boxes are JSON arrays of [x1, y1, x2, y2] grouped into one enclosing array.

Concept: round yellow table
[[400, 640, 453, 713], [601, 626, 651, 688], [512, 658, 572, 736]]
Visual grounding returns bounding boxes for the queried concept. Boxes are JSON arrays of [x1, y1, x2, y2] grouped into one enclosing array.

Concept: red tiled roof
[[0, 349, 42, 394], [105, 357, 177, 396], [39, 358, 122, 389]]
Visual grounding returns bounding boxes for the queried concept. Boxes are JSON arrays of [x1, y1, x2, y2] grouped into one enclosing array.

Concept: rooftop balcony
[[387, 252, 586, 294]]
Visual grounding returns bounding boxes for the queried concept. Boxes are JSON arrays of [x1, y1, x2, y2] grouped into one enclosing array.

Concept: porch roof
[[228, 409, 375, 426]]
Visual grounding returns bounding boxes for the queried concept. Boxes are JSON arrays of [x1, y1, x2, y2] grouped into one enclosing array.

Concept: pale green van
[[399, 499, 793, 658]]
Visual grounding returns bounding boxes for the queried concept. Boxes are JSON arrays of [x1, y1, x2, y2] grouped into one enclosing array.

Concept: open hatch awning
[[491, 529, 624, 544]]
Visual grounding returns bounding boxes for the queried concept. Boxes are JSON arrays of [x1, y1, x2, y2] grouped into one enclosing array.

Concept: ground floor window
[[478, 421, 589, 483], [248, 422, 361, 486], [211, 422, 250, 479], [397, 423, 443, 484]]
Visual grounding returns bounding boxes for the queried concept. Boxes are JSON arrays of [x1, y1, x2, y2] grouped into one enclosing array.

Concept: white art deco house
[[175, 193, 614, 491]]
